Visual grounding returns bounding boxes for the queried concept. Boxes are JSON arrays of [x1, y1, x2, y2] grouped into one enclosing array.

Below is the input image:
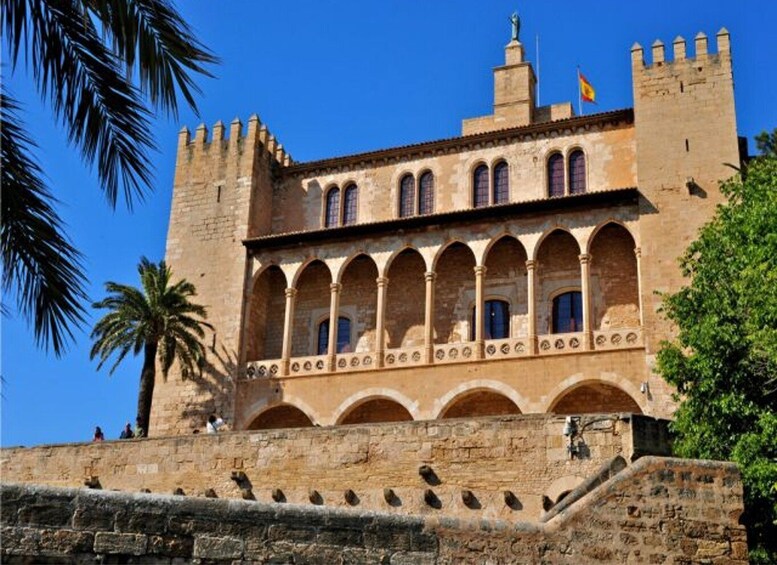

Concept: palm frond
[[0, 90, 87, 355]]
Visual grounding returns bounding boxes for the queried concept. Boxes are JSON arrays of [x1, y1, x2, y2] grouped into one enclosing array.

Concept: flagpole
[[536, 34, 541, 106], [577, 66, 582, 116]]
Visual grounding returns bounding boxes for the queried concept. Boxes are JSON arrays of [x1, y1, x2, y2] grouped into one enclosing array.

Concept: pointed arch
[[245, 265, 286, 361], [339, 253, 379, 353], [434, 241, 477, 345], [536, 229, 582, 335], [385, 247, 426, 348], [292, 259, 334, 356]]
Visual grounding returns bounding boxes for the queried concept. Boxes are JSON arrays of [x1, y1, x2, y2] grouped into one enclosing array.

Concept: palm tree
[[90, 258, 212, 435], [1, 0, 217, 355]]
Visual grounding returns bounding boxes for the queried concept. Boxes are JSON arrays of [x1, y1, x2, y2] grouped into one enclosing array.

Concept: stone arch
[[532, 226, 581, 260], [383, 243, 428, 275], [291, 257, 333, 289], [545, 475, 585, 505], [434, 241, 477, 345], [338, 254, 379, 353], [292, 259, 333, 356], [246, 403, 316, 430], [483, 235, 529, 338], [548, 380, 643, 415], [431, 239, 477, 271], [385, 247, 426, 348], [589, 222, 640, 330], [584, 219, 639, 253], [434, 380, 529, 418], [245, 265, 286, 361], [536, 229, 582, 335], [439, 390, 522, 419], [333, 389, 418, 425]]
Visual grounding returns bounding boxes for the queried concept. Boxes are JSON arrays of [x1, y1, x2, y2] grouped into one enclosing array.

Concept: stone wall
[[1, 456, 747, 563], [0, 415, 668, 522]]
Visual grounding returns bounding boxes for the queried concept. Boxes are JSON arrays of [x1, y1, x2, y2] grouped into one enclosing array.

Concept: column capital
[[284, 287, 298, 298], [578, 253, 592, 265], [424, 271, 437, 283], [525, 259, 536, 271], [330, 282, 342, 293], [376, 276, 389, 287], [473, 265, 487, 276], [634, 247, 642, 259]]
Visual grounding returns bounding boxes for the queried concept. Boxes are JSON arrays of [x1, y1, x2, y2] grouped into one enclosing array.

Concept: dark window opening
[[418, 172, 434, 215], [325, 187, 340, 228], [493, 162, 509, 204], [317, 317, 352, 355], [343, 184, 358, 225], [473, 165, 489, 208], [471, 299, 510, 340], [552, 291, 583, 333], [568, 150, 586, 195], [548, 153, 565, 197], [399, 174, 415, 217]]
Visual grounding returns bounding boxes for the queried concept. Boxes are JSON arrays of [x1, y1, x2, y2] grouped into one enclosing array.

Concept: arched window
[[552, 291, 582, 333], [493, 162, 509, 204], [471, 299, 510, 340], [317, 316, 352, 355], [547, 153, 565, 197], [343, 184, 358, 225], [473, 164, 489, 208], [568, 150, 586, 194], [418, 172, 434, 215], [325, 187, 340, 227], [399, 174, 415, 217]]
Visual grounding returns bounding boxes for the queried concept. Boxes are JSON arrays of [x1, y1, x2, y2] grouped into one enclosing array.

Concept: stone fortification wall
[[0, 415, 668, 521], [1, 457, 746, 563]]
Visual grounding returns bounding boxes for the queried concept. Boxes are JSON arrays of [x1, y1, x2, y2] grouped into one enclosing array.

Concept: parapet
[[631, 28, 731, 68], [177, 114, 293, 167]]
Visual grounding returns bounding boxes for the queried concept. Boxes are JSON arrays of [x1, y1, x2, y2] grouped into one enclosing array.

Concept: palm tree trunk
[[136, 341, 158, 437]]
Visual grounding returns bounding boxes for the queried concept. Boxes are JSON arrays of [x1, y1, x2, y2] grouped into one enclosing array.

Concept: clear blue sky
[[3, 1, 776, 447]]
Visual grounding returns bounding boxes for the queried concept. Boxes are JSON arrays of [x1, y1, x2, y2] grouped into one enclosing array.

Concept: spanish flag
[[579, 70, 596, 104]]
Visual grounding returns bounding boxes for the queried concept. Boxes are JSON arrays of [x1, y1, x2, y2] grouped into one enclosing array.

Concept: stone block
[[147, 534, 195, 558], [193, 534, 243, 559], [93, 532, 147, 555]]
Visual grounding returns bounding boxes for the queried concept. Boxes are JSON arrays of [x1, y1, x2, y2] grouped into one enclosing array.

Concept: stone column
[[327, 282, 342, 371], [375, 276, 389, 367], [579, 253, 593, 349], [474, 265, 487, 359], [634, 247, 644, 327], [424, 271, 436, 363], [280, 287, 297, 376], [526, 260, 537, 354]]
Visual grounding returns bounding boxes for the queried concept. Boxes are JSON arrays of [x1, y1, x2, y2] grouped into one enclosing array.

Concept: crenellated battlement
[[631, 28, 730, 68], [176, 114, 293, 167]]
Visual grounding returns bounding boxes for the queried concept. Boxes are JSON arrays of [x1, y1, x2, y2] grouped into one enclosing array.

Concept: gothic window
[[568, 150, 586, 195], [493, 161, 509, 204], [418, 171, 434, 215], [325, 187, 340, 227], [317, 316, 352, 355], [548, 153, 565, 197], [343, 184, 358, 225], [471, 299, 510, 340], [399, 174, 415, 217], [473, 164, 489, 208], [552, 291, 583, 333]]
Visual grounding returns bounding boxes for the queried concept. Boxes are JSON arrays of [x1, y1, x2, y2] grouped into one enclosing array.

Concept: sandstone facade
[[153, 29, 740, 438]]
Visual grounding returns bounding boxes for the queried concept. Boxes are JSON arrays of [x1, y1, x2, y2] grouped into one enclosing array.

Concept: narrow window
[[317, 317, 351, 355], [343, 184, 358, 225], [493, 162, 509, 204], [418, 172, 434, 215], [473, 164, 489, 208], [547, 153, 565, 197], [471, 300, 510, 340], [568, 150, 586, 195], [325, 187, 340, 228], [552, 291, 583, 333], [399, 174, 415, 217], [216, 184, 222, 203]]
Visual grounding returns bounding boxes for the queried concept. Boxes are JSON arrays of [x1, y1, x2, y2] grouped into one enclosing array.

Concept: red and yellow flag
[[579, 71, 596, 103]]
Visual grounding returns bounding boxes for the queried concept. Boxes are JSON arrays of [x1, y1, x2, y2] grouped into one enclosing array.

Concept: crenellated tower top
[[631, 28, 731, 68]]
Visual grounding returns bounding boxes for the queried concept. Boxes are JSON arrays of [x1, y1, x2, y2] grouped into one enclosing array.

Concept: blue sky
[[3, 1, 776, 446]]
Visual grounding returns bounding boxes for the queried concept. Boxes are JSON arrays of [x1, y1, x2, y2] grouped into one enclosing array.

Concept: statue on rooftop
[[509, 11, 521, 42]]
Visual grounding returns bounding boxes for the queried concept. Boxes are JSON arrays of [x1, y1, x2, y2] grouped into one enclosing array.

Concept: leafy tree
[[1, 0, 216, 354], [657, 135, 777, 563], [90, 258, 212, 435]]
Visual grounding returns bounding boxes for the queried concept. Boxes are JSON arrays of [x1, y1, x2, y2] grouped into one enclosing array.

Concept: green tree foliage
[[1, 0, 217, 354], [657, 134, 777, 563], [90, 258, 212, 435]]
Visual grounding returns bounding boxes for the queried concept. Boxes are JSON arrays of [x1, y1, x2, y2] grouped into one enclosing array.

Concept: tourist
[[206, 414, 225, 434], [134, 417, 145, 438], [119, 422, 134, 439], [93, 426, 105, 442]]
